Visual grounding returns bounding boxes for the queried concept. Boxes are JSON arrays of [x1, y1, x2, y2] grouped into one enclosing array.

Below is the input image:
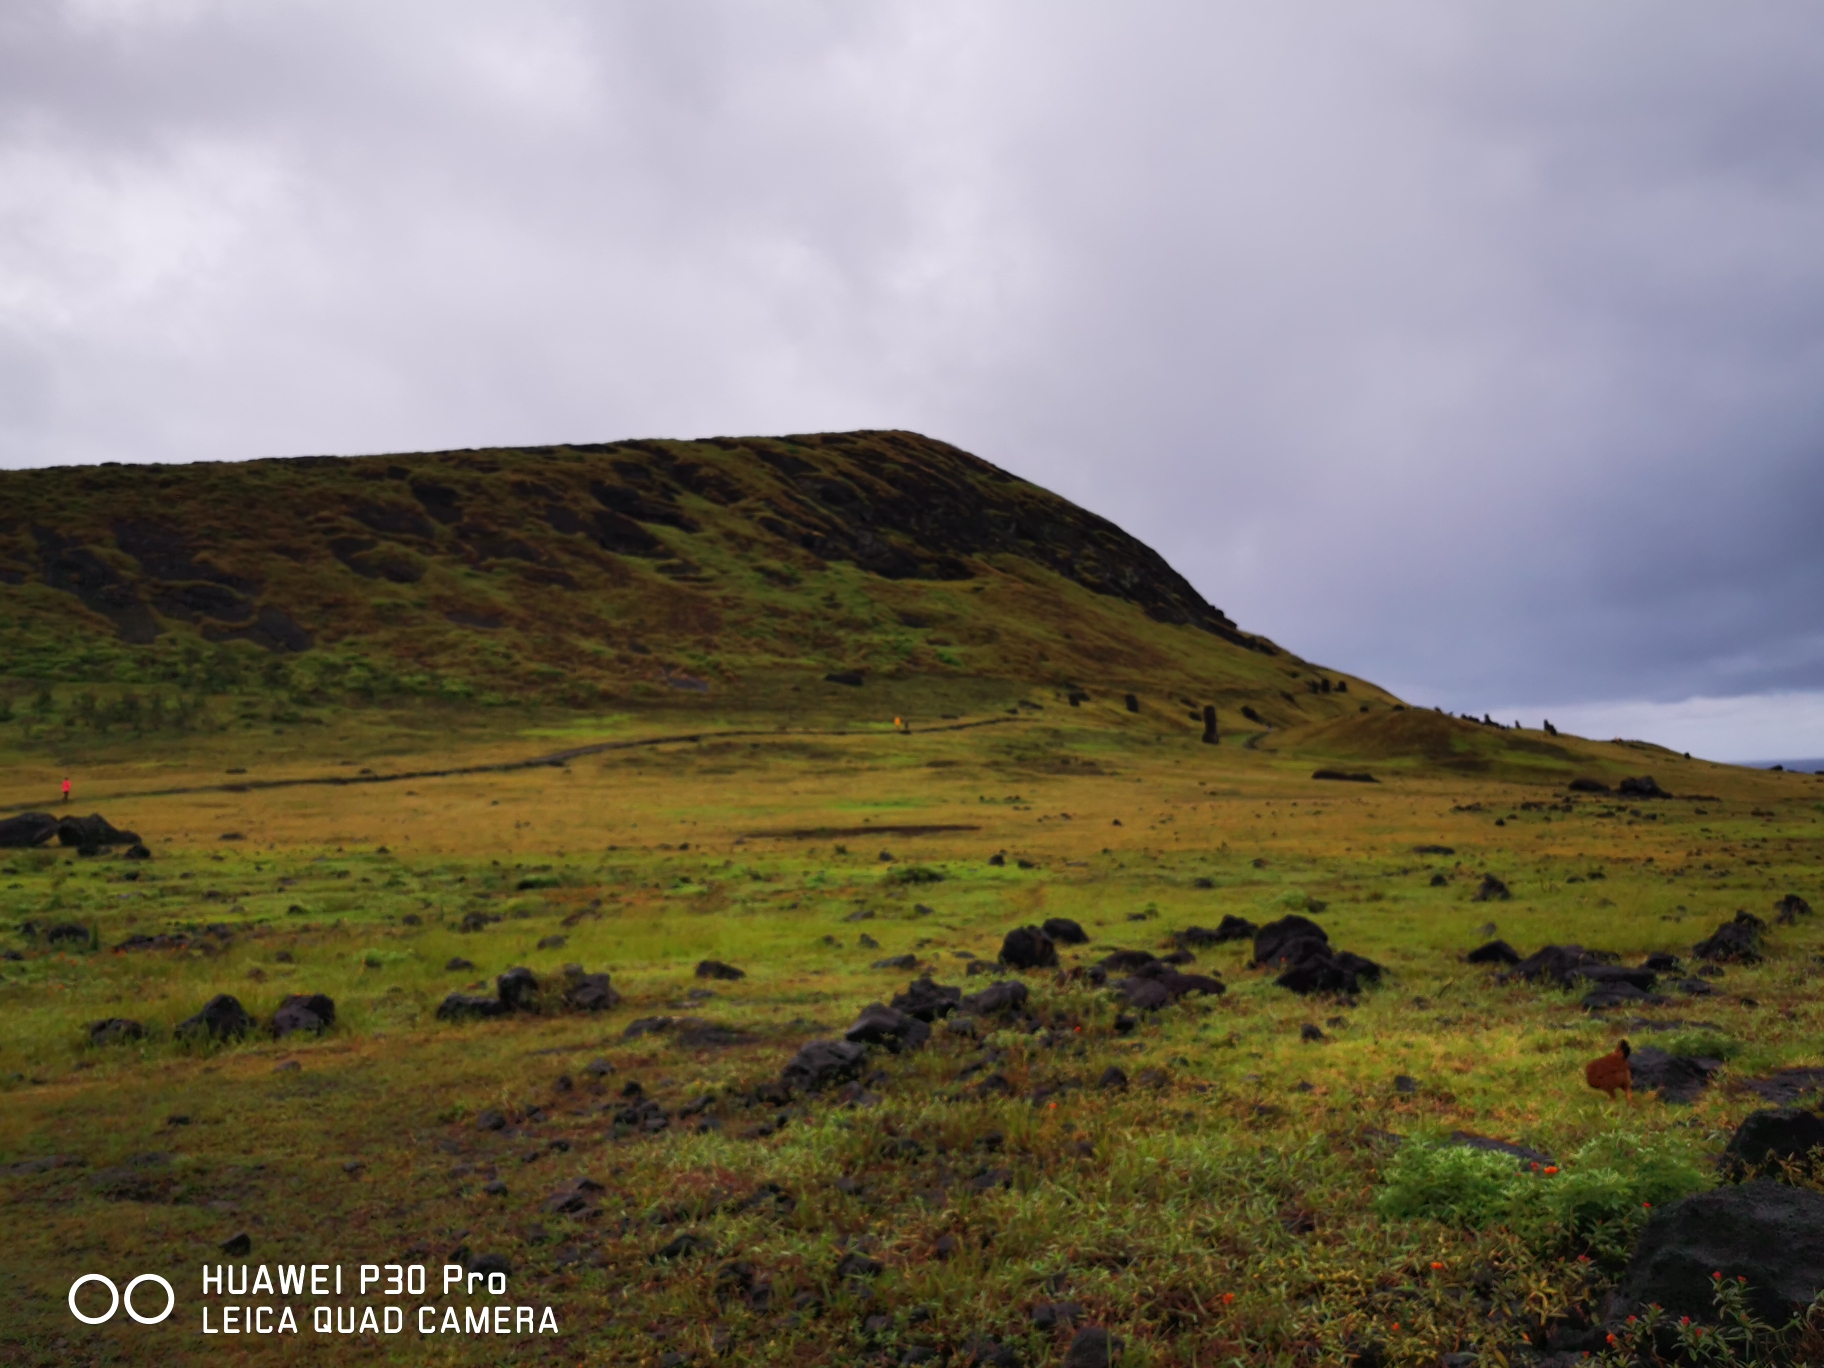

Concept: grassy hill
[[0, 430, 1395, 740]]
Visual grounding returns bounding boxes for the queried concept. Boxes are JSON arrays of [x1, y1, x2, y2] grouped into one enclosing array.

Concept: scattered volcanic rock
[[1466, 939, 1521, 966], [1617, 775, 1668, 799], [998, 925, 1058, 970], [271, 993, 335, 1038], [871, 953, 919, 971], [1041, 917, 1089, 945], [696, 959, 745, 980], [1413, 843, 1456, 855], [1567, 777, 1610, 793], [1473, 874, 1510, 902], [781, 1039, 868, 1092], [1311, 769, 1376, 783], [445, 957, 475, 971], [1720, 1108, 1824, 1179], [1608, 1182, 1824, 1326], [890, 976, 962, 1021], [1253, 916, 1381, 995], [87, 1017, 144, 1045], [1695, 911, 1766, 964], [176, 994, 253, 1041], [844, 1003, 931, 1053]]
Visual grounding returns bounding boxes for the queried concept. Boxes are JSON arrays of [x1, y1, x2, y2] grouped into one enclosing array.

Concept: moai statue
[[1201, 705, 1218, 745]]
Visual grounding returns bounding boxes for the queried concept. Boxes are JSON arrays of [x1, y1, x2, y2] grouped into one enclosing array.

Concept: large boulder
[[781, 1039, 867, 1092], [1775, 893, 1813, 924], [87, 1017, 144, 1045], [436, 993, 510, 1022], [1176, 915, 1257, 948], [0, 813, 58, 848], [1695, 911, 1765, 964], [1628, 1046, 1723, 1104], [695, 960, 745, 981], [1119, 976, 1171, 1010], [1720, 1108, 1824, 1178], [1510, 944, 1598, 987], [957, 980, 1030, 1019], [998, 925, 1058, 970], [890, 977, 962, 1021], [1253, 915, 1329, 968], [495, 966, 539, 1009], [1041, 917, 1089, 946], [1618, 775, 1668, 799], [271, 993, 335, 1038], [561, 967, 620, 1012], [1609, 1182, 1824, 1325], [177, 994, 253, 1041], [55, 813, 140, 849], [1277, 952, 1381, 996], [843, 1004, 930, 1053], [1466, 939, 1521, 966]]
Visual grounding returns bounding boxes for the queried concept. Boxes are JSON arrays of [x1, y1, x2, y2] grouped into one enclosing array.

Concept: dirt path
[[0, 715, 1031, 815]]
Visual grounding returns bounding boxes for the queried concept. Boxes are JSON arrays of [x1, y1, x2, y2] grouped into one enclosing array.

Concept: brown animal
[[1585, 1039, 1633, 1102]]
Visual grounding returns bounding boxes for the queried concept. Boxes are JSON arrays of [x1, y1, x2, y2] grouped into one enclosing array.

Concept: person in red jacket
[[61, 777, 71, 805]]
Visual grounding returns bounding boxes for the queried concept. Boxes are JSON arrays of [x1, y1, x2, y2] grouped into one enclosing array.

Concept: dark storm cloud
[[3, 2, 1823, 748]]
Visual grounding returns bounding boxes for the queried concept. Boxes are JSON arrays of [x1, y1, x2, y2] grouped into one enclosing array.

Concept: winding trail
[[1, 715, 1031, 815]]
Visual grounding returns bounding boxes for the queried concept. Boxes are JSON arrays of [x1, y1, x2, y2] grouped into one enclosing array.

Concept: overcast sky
[[3, 2, 1822, 760]]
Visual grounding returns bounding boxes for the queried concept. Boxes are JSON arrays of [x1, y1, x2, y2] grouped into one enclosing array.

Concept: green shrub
[[1375, 1131, 1710, 1263], [884, 865, 945, 885]]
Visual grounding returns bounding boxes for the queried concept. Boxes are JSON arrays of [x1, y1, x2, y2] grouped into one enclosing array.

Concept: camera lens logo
[[68, 1274, 176, 1325]]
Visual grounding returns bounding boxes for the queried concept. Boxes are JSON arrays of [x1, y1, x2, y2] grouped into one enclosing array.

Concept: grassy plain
[[2, 696, 1823, 1368]]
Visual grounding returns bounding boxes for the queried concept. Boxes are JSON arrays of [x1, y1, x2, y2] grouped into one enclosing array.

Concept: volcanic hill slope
[[0, 430, 1388, 728]]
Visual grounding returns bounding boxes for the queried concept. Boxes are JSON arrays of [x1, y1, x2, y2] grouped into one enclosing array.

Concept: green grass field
[[3, 697, 1822, 1367]]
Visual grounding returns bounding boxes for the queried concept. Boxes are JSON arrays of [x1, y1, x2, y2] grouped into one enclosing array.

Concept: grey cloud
[[2, 1, 1822, 715]]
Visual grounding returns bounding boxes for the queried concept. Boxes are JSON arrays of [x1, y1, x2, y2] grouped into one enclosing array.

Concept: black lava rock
[[0, 812, 58, 848], [87, 1017, 145, 1045], [1628, 1046, 1723, 1104], [844, 1003, 931, 1053], [1720, 1108, 1824, 1178], [1695, 911, 1766, 964], [958, 980, 1030, 1019], [177, 994, 253, 1041], [1473, 874, 1511, 902], [1062, 1326, 1124, 1368], [271, 993, 335, 1038], [1609, 1182, 1824, 1326], [496, 966, 539, 1009], [781, 1039, 868, 1092], [560, 965, 621, 1012], [1041, 917, 1089, 945], [998, 925, 1058, 970], [890, 976, 963, 1021], [436, 993, 510, 1021], [1466, 939, 1521, 966], [696, 959, 745, 980]]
